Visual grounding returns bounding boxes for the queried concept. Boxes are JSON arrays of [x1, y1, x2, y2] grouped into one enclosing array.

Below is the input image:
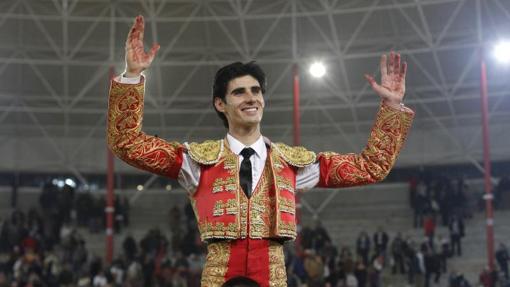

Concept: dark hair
[[222, 276, 260, 287], [212, 61, 267, 128]]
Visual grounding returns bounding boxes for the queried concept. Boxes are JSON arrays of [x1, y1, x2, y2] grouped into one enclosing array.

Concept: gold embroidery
[[213, 201, 225, 217], [272, 142, 316, 167], [107, 80, 183, 178], [239, 197, 249, 238], [201, 241, 230, 286], [275, 175, 294, 193], [198, 221, 238, 241], [279, 197, 295, 214], [277, 221, 297, 238], [248, 159, 274, 239], [318, 103, 414, 188], [223, 155, 237, 171], [186, 140, 223, 165], [212, 177, 237, 193], [225, 199, 237, 215], [269, 242, 287, 287]]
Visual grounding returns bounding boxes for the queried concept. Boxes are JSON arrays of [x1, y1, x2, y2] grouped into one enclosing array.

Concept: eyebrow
[[230, 85, 261, 95]]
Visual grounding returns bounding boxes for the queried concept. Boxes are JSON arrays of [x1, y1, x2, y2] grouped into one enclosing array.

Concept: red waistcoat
[[185, 140, 316, 242]]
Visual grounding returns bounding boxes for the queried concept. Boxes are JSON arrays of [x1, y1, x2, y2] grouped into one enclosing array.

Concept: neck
[[228, 125, 261, 146]]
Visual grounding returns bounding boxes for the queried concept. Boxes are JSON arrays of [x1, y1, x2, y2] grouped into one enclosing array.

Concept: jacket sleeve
[[318, 103, 414, 188], [107, 78, 184, 179]]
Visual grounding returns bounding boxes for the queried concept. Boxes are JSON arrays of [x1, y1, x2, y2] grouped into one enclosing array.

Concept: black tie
[[239, 147, 255, 197]]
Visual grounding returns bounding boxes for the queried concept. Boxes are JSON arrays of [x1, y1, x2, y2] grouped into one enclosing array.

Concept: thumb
[[148, 43, 160, 59], [364, 74, 386, 98], [364, 74, 378, 89]]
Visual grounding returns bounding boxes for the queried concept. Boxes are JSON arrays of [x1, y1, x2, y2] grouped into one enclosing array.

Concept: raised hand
[[125, 15, 160, 77], [364, 52, 407, 109]]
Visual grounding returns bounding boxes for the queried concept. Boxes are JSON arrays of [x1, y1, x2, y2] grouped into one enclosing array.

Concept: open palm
[[125, 15, 160, 77], [364, 52, 407, 107]]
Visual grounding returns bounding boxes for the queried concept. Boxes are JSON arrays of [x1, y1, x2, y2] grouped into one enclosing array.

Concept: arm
[[107, 16, 183, 178], [318, 52, 414, 188], [107, 79, 184, 178]]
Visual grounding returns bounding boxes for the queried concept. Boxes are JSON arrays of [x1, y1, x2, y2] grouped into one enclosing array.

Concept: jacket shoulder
[[272, 142, 316, 167], [185, 140, 223, 165]]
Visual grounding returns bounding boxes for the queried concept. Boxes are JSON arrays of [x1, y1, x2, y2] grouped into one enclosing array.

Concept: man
[[107, 15, 414, 287], [356, 231, 371, 266], [391, 232, 406, 274], [373, 227, 389, 257], [448, 214, 465, 257], [496, 243, 509, 280]]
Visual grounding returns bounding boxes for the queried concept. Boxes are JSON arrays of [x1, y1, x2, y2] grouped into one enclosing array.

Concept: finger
[[138, 15, 145, 43], [388, 51, 395, 75], [364, 74, 377, 88], [148, 43, 161, 60], [394, 53, 401, 76], [400, 61, 407, 79], [365, 74, 386, 98], [380, 54, 387, 76], [126, 17, 139, 46]]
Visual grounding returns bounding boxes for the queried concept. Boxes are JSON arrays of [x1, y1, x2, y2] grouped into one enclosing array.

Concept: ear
[[214, 97, 225, 113]]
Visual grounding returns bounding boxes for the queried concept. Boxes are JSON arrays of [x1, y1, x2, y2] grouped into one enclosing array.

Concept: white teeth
[[243, 107, 257, 112]]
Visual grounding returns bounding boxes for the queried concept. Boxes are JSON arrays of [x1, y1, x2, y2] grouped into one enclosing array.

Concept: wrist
[[383, 99, 401, 108]]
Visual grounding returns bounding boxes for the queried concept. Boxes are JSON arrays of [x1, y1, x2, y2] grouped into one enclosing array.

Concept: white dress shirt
[[116, 74, 321, 193]]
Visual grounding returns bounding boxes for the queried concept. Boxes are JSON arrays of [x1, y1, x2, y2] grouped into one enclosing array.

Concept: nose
[[245, 91, 257, 102]]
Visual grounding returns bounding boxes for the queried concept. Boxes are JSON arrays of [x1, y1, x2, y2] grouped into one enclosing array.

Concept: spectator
[[373, 227, 389, 258], [354, 260, 368, 287], [391, 232, 406, 274], [496, 243, 509, 280], [479, 266, 498, 287], [123, 234, 138, 262], [449, 271, 471, 287], [423, 245, 441, 287], [356, 231, 371, 266], [303, 249, 324, 287], [438, 234, 450, 273], [414, 181, 427, 228], [310, 220, 331, 253], [423, 212, 436, 244], [448, 214, 465, 256]]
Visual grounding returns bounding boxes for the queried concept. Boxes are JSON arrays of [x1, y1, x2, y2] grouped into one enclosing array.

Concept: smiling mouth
[[241, 107, 258, 112]]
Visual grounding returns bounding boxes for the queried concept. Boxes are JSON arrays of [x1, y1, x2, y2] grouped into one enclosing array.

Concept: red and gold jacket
[[107, 79, 414, 242]]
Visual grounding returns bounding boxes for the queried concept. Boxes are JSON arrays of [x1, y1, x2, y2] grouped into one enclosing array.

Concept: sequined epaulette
[[185, 140, 224, 165], [272, 142, 316, 167]]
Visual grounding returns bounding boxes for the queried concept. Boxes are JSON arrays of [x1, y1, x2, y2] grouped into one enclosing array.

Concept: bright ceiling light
[[309, 62, 326, 78], [493, 41, 510, 64], [65, 178, 76, 188]]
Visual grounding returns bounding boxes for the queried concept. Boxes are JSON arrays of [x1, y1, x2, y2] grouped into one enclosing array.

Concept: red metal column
[[106, 67, 116, 263], [480, 57, 495, 271], [293, 64, 301, 146]]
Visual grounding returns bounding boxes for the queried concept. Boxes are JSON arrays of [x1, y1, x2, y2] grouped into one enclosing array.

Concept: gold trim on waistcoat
[[195, 142, 299, 241]]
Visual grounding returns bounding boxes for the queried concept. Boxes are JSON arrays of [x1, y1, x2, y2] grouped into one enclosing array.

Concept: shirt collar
[[226, 133, 266, 159]]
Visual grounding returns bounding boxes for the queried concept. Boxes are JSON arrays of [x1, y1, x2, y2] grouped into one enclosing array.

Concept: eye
[[251, 87, 262, 94], [231, 88, 245, 96]]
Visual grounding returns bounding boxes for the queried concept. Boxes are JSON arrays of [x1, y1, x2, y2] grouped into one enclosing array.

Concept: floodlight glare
[[309, 62, 326, 78], [65, 178, 76, 188], [136, 185, 144, 191], [493, 41, 510, 64]]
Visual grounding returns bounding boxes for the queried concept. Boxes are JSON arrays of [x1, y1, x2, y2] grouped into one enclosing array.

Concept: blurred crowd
[[0, 174, 508, 286]]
